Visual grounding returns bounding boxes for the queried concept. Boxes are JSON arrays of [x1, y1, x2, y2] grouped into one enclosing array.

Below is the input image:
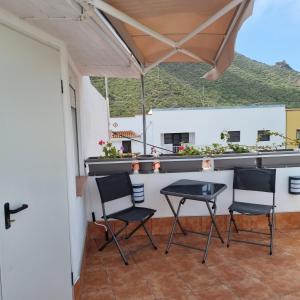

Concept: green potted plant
[[214, 131, 256, 170], [85, 140, 133, 175], [159, 144, 204, 173], [256, 131, 300, 168]]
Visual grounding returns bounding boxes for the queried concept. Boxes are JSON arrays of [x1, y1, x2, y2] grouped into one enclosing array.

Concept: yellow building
[[286, 109, 300, 149]]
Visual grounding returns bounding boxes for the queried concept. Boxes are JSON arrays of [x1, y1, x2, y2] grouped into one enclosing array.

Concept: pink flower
[[98, 139, 105, 146], [178, 145, 185, 151]]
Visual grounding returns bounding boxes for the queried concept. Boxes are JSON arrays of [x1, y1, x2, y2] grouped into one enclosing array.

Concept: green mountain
[[91, 53, 300, 117]]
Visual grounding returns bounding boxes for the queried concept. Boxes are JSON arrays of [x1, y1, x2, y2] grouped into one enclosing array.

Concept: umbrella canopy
[[91, 0, 254, 80]]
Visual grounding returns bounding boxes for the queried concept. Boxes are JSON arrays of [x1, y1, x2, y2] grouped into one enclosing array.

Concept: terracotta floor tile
[[281, 291, 300, 300], [148, 274, 191, 299], [192, 284, 237, 300], [258, 269, 300, 297], [180, 216, 202, 232], [107, 264, 143, 286], [178, 269, 223, 292], [82, 270, 110, 292], [209, 262, 252, 283], [226, 277, 279, 300], [80, 231, 300, 300], [81, 288, 115, 300], [112, 279, 154, 300]]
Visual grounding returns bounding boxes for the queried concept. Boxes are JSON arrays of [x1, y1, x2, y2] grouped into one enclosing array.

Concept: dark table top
[[160, 179, 227, 201]]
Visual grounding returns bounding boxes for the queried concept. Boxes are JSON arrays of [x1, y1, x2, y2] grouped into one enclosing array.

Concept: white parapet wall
[[86, 166, 300, 220]]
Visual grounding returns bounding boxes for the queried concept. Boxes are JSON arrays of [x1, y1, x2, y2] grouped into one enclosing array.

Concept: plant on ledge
[[200, 143, 227, 156], [178, 144, 201, 155], [227, 143, 250, 153], [263, 131, 300, 148], [98, 140, 121, 158], [220, 130, 250, 153], [178, 143, 226, 156]]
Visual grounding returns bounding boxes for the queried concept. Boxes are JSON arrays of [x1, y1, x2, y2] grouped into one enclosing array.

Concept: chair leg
[[102, 221, 128, 265], [99, 221, 127, 251], [142, 222, 157, 250], [227, 212, 233, 248], [125, 215, 153, 240], [268, 212, 275, 255], [232, 214, 239, 233]]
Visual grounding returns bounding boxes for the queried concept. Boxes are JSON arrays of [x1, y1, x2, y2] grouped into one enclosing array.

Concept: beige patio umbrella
[[88, 0, 254, 153]]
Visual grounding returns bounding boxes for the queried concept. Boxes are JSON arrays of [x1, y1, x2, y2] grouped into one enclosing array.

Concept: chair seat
[[229, 201, 273, 215], [107, 206, 156, 222]]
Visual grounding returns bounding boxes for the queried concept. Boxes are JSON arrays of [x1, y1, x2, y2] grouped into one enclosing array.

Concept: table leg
[[207, 199, 224, 243], [165, 195, 186, 235], [202, 198, 224, 263], [165, 198, 185, 254]]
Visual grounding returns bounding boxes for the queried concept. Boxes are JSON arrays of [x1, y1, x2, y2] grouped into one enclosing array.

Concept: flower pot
[[137, 155, 154, 173], [213, 153, 257, 170], [261, 151, 300, 168], [131, 160, 140, 174], [85, 157, 133, 176], [152, 160, 161, 173], [159, 155, 203, 173]]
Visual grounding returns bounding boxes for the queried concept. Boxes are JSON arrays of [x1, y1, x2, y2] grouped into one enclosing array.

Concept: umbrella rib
[[90, 0, 244, 74], [143, 0, 243, 72], [143, 49, 178, 74], [175, 0, 243, 48], [178, 49, 213, 65], [214, 0, 248, 63], [91, 0, 176, 48]]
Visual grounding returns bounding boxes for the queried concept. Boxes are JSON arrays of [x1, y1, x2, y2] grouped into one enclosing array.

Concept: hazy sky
[[236, 0, 300, 71]]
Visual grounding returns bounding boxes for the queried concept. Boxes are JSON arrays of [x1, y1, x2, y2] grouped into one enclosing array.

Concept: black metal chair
[[95, 173, 157, 265], [227, 168, 276, 255]]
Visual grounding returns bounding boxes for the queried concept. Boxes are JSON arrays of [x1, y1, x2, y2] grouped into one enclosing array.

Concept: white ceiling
[[0, 0, 140, 78]]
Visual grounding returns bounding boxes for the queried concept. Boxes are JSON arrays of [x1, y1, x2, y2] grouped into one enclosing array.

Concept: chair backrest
[[95, 173, 133, 203], [233, 168, 276, 193]]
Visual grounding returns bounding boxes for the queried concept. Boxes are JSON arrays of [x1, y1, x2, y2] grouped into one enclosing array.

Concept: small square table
[[160, 179, 227, 263]]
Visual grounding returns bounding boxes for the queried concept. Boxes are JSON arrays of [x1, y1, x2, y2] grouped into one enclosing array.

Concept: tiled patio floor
[[80, 230, 300, 300]]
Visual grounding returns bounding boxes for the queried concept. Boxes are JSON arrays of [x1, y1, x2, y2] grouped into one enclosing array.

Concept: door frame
[[0, 7, 78, 299]]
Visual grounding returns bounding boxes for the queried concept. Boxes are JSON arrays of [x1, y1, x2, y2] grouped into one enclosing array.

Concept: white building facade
[[111, 105, 286, 154]]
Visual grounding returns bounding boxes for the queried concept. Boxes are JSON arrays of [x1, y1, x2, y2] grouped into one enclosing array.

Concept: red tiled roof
[[112, 130, 141, 139]]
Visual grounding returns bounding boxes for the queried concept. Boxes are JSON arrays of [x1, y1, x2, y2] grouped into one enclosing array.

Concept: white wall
[[68, 74, 109, 283], [80, 77, 109, 159], [151, 106, 286, 148], [86, 167, 300, 221], [111, 115, 153, 154], [110, 106, 286, 154], [111, 139, 142, 154]]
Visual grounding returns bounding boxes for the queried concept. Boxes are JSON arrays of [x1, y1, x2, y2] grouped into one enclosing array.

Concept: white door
[[0, 24, 73, 300]]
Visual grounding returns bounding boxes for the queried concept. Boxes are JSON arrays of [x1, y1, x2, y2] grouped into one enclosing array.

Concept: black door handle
[[4, 202, 29, 229]]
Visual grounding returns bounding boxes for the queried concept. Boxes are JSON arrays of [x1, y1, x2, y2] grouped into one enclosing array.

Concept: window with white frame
[[227, 131, 240, 142], [257, 130, 270, 142], [164, 133, 189, 145]]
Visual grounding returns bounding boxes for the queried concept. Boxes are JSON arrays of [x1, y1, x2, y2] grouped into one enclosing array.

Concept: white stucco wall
[[151, 106, 285, 148], [110, 106, 286, 154], [67, 75, 109, 283], [80, 77, 109, 159], [112, 139, 142, 154], [86, 167, 300, 221], [111, 115, 153, 154]]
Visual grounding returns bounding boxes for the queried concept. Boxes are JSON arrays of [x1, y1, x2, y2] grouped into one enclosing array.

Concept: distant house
[[111, 130, 142, 154], [286, 108, 300, 149], [111, 105, 286, 154]]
